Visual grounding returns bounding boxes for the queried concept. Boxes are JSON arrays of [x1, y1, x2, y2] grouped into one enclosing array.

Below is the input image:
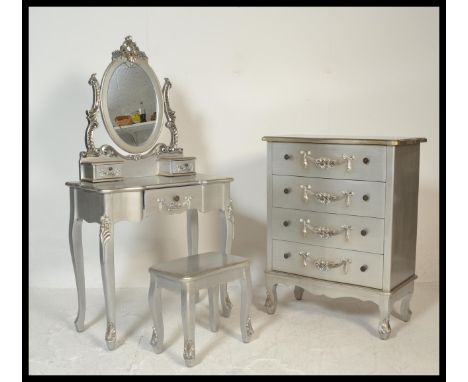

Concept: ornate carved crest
[[112, 35, 147, 63]]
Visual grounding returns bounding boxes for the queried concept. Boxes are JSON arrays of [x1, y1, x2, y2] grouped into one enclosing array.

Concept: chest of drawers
[[262, 136, 426, 339]]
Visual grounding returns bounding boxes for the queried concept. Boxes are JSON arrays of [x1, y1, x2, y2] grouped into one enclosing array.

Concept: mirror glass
[[106, 63, 157, 147]]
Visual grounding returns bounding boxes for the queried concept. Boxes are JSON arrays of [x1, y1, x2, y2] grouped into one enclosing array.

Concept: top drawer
[[272, 143, 386, 181]]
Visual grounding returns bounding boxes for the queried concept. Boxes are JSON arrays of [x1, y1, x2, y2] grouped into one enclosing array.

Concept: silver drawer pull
[[298, 251, 351, 274], [298, 150, 355, 171], [176, 163, 194, 173], [299, 218, 352, 241], [299, 185, 354, 207], [97, 167, 121, 178], [156, 196, 192, 214]]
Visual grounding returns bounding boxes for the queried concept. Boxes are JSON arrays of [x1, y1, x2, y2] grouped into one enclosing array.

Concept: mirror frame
[[100, 38, 164, 155]]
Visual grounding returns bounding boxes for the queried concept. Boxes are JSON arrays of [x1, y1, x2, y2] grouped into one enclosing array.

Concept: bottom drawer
[[272, 240, 383, 289]]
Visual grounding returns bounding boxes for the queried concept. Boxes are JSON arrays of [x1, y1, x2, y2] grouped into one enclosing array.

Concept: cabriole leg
[[265, 282, 278, 315], [378, 295, 392, 340], [99, 215, 117, 350], [219, 202, 234, 317], [181, 286, 196, 367], [148, 274, 164, 353], [69, 189, 86, 332], [240, 267, 254, 343]]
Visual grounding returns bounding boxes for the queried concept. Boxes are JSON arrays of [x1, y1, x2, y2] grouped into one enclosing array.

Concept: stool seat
[[149, 252, 249, 280], [148, 252, 253, 367]]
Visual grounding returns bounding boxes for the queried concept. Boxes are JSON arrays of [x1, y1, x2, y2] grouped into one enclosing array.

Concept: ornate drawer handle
[[97, 167, 121, 178], [156, 196, 192, 214], [298, 251, 351, 273], [299, 218, 352, 241], [298, 150, 355, 171], [176, 163, 194, 173], [299, 185, 354, 207]]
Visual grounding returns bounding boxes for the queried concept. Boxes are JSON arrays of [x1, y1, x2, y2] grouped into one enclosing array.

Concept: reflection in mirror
[[107, 63, 157, 147]]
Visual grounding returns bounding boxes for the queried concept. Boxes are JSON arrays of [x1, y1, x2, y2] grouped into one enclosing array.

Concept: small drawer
[[272, 240, 383, 289], [273, 175, 386, 218], [158, 156, 196, 177], [272, 142, 386, 181], [144, 185, 202, 216], [95, 164, 123, 180], [272, 208, 384, 254]]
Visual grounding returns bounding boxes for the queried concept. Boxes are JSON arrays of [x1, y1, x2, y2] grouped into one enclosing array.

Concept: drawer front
[[273, 175, 385, 218], [144, 185, 202, 216], [272, 240, 383, 289], [171, 159, 196, 175], [272, 142, 386, 181], [272, 208, 384, 254], [94, 163, 123, 181]]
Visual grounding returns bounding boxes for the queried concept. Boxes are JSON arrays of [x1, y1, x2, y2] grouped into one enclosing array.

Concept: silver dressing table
[[66, 36, 234, 350]]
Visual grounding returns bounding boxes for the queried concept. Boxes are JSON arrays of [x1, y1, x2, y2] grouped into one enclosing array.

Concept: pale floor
[[29, 282, 439, 375]]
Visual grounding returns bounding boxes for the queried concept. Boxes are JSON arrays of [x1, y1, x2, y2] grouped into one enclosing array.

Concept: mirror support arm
[[80, 74, 101, 158], [159, 77, 183, 155]]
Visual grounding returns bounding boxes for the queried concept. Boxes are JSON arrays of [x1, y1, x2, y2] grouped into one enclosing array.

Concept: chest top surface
[[262, 135, 427, 146]]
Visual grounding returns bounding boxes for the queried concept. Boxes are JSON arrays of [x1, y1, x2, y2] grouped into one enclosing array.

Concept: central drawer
[[272, 208, 384, 254], [273, 175, 386, 218], [272, 240, 383, 289], [144, 185, 202, 216], [272, 142, 386, 181]]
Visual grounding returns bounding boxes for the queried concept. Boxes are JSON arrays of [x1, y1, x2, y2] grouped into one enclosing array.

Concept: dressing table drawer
[[144, 185, 202, 216], [271, 208, 384, 254], [272, 142, 386, 181], [272, 240, 383, 289], [273, 175, 386, 218]]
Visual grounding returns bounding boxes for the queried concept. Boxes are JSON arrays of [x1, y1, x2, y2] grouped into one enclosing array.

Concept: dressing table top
[[66, 174, 233, 194]]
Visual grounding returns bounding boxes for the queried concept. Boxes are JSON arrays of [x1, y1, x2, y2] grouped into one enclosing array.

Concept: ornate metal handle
[[299, 218, 352, 241], [299, 185, 354, 207], [298, 150, 355, 171], [176, 163, 194, 173], [298, 251, 351, 273], [97, 167, 121, 178], [156, 196, 192, 214]]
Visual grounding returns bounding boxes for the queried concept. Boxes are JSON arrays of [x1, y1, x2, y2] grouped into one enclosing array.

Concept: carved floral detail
[[105, 322, 116, 343], [112, 35, 148, 63], [183, 339, 195, 360], [246, 315, 254, 338], [80, 74, 101, 158], [100, 216, 112, 244]]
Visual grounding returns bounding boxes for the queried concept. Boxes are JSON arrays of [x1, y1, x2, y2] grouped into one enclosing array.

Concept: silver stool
[[148, 252, 254, 367]]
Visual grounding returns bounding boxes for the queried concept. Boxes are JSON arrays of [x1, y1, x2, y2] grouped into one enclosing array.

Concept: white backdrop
[[29, 7, 439, 289]]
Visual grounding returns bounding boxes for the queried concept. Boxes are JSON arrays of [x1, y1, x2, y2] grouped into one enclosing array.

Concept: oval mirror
[[100, 53, 163, 154]]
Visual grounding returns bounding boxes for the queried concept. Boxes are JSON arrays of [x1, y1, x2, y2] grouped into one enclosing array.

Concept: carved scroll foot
[[400, 293, 413, 322], [183, 339, 195, 367], [221, 291, 233, 318], [243, 315, 254, 343], [105, 322, 117, 350], [294, 286, 305, 301], [378, 295, 392, 340], [265, 285, 278, 315], [378, 318, 391, 340], [151, 327, 164, 354]]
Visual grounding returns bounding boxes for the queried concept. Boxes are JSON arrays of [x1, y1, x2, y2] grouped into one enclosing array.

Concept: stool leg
[[186, 209, 201, 303], [208, 286, 220, 332], [148, 275, 164, 353], [240, 268, 254, 343], [181, 286, 196, 367], [219, 206, 233, 317]]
